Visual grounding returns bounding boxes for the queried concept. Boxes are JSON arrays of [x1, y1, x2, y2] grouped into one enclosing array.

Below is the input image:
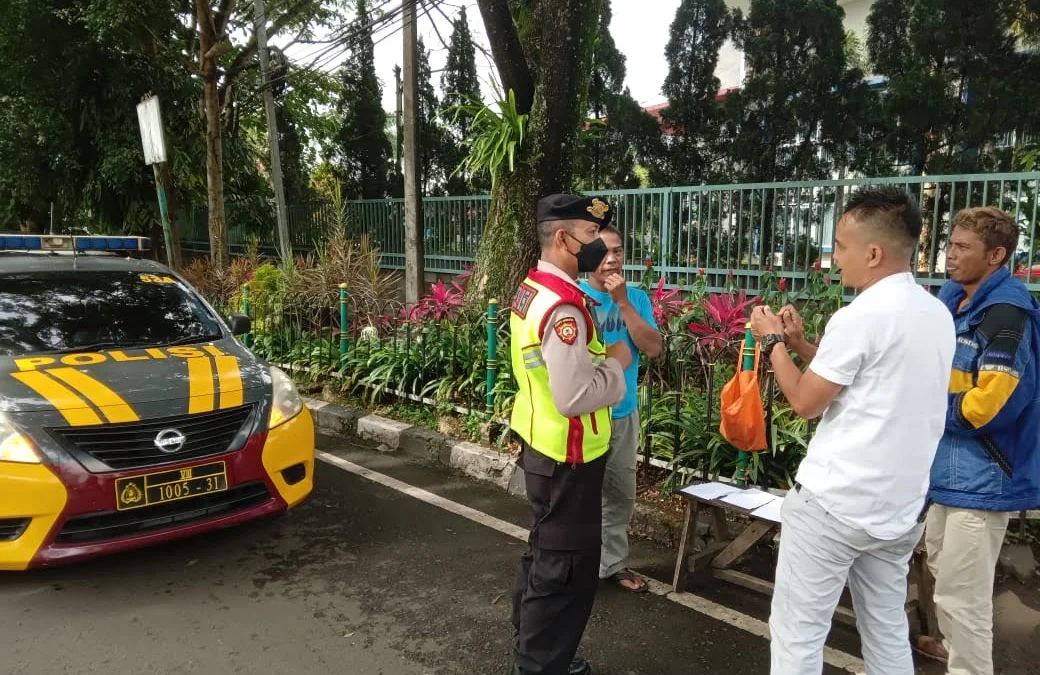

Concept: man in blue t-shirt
[[580, 225, 662, 592]]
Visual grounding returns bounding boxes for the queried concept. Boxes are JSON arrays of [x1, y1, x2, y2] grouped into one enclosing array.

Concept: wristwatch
[[760, 333, 786, 357]]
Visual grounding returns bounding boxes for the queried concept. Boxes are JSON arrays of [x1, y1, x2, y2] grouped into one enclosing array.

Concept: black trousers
[[511, 442, 607, 675]]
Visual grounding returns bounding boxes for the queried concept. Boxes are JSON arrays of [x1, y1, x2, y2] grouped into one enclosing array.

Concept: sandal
[[611, 568, 648, 593], [911, 634, 949, 664]]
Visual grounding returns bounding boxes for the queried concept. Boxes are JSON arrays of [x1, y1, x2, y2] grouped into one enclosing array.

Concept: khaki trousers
[[925, 504, 1011, 675]]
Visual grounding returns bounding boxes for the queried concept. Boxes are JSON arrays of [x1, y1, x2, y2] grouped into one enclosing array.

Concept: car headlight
[[268, 367, 304, 429], [0, 415, 41, 464]]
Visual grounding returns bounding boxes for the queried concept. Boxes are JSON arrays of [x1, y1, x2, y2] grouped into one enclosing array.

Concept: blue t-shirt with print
[[579, 282, 657, 419]]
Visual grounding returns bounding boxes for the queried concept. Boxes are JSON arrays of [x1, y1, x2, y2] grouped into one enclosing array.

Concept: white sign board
[[136, 96, 167, 165]]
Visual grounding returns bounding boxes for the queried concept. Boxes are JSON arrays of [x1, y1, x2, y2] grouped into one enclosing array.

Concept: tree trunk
[[465, 167, 540, 305], [465, 0, 603, 308], [202, 65, 228, 269], [197, 0, 229, 270]]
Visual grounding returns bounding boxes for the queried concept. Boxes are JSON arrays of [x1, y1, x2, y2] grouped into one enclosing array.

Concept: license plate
[[115, 461, 228, 511]]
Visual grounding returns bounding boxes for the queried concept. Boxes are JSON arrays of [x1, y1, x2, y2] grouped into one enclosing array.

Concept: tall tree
[[573, 0, 663, 190], [659, 0, 731, 185], [440, 7, 485, 195], [724, 0, 863, 183], [0, 0, 199, 240], [867, 0, 1040, 174], [193, 0, 332, 268], [464, 0, 604, 306], [417, 38, 446, 195], [332, 0, 391, 199]]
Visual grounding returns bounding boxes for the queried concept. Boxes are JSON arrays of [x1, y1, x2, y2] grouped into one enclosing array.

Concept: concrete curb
[[305, 396, 685, 546]]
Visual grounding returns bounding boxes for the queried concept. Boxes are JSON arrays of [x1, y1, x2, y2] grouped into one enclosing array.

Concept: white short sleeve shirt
[[796, 273, 956, 540]]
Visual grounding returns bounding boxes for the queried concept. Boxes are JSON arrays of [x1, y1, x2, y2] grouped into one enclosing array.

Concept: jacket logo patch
[[512, 283, 538, 319], [553, 317, 579, 345]]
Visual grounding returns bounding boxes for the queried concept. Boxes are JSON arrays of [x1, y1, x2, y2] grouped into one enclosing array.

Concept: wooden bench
[[671, 482, 939, 635]]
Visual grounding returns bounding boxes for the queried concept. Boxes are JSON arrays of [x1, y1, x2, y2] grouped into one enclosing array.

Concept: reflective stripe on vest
[[509, 269, 612, 464]]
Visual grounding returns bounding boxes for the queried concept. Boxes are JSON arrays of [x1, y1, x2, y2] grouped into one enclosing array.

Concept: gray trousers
[[599, 410, 639, 579]]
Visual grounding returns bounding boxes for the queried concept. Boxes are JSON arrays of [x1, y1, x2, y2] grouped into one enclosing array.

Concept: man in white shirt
[[750, 186, 956, 675]]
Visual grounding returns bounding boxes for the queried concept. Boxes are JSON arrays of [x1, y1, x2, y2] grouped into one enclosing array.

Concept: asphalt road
[[2, 434, 951, 675]]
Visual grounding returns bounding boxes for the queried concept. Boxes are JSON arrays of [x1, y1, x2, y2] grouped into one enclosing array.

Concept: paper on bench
[[720, 488, 777, 511], [750, 497, 784, 523], [679, 481, 743, 501]]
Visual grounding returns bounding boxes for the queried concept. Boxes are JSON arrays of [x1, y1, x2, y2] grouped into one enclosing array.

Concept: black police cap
[[536, 194, 613, 228]]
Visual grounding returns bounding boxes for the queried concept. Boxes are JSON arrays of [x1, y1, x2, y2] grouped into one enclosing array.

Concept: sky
[[364, 0, 691, 111]]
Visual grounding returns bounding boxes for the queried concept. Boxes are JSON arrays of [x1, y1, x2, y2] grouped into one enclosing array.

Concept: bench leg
[[711, 520, 777, 570], [672, 500, 700, 593], [712, 506, 730, 542]]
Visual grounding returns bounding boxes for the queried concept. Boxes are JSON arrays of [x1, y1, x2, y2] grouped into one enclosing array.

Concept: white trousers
[[925, 504, 1011, 675], [770, 486, 923, 675]]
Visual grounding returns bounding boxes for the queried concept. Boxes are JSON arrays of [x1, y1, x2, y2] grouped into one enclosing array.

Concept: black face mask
[[564, 231, 608, 273]]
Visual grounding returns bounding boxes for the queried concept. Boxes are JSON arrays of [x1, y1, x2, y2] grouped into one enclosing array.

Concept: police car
[[0, 234, 314, 569]]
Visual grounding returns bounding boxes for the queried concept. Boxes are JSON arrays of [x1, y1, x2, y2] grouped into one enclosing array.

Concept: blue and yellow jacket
[[931, 268, 1040, 512]]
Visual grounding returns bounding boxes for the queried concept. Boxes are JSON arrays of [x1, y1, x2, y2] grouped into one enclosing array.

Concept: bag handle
[[735, 342, 761, 375]]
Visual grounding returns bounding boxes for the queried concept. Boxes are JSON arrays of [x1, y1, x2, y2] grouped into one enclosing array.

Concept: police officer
[[509, 194, 632, 675]]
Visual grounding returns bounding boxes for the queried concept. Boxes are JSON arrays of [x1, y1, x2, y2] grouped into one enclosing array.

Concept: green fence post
[[733, 323, 756, 487], [241, 284, 251, 348], [339, 283, 349, 365], [485, 298, 499, 420]]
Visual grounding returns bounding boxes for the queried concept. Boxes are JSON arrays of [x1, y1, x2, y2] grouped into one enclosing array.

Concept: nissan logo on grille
[[154, 429, 187, 454]]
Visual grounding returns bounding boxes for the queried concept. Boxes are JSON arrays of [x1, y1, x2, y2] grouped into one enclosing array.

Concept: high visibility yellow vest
[[509, 268, 612, 464]]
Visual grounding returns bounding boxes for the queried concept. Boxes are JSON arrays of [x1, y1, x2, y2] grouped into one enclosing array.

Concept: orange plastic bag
[[719, 345, 768, 452]]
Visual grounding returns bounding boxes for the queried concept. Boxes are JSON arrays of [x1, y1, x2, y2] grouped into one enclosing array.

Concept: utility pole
[[402, 0, 425, 305], [394, 64, 404, 178], [254, 0, 291, 262]]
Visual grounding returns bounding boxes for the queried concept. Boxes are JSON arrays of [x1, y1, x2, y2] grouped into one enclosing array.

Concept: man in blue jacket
[[918, 207, 1040, 674]]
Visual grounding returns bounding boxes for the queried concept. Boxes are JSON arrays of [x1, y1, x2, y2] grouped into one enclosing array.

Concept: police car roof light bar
[[0, 234, 152, 252]]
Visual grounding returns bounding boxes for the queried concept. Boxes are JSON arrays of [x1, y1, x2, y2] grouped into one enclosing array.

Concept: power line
[[284, 0, 402, 67]]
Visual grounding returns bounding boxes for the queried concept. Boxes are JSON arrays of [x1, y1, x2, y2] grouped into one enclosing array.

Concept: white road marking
[[318, 451, 865, 672]]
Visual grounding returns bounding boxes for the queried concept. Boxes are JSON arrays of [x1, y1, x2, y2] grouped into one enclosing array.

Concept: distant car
[[1013, 264, 1040, 280], [0, 233, 314, 570]]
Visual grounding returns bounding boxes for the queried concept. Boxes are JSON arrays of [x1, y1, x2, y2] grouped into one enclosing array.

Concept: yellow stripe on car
[[9, 372, 104, 426], [46, 368, 140, 423], [186, 357, 216, 414], [215, 355, 243, 409]]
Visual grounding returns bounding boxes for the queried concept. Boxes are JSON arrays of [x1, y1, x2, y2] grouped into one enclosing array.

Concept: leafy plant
[[447, 78, 529, 186], [412, 279, 465, 321], [687, 291, 758, 351], [649, 277, 685, 326]]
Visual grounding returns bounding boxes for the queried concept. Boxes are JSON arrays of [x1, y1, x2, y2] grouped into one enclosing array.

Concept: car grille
[[54, 482, 272, 545], [50, 404, 257, 471], [0, 518, 30, 541]]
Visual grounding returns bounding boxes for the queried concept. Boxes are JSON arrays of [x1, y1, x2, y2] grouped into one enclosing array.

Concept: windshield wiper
[[46, 341, 154, 355], [156, 334, 224, 347]]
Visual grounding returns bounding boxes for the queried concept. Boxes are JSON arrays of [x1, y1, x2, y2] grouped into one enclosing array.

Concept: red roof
[[642, 86, 739, 136]]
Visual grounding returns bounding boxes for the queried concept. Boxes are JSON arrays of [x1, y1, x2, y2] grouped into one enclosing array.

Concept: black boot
[[567, 658, 592, 675], [510, 657, 592, 675]]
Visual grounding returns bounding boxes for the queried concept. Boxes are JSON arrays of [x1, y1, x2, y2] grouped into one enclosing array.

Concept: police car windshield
[[0, 271, 224, 357]]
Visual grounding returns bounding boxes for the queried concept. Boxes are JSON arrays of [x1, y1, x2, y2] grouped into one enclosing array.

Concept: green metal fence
[[180, 172, 1040, 290]]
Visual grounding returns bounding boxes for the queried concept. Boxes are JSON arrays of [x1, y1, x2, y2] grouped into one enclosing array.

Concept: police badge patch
[[553, 317, 579, 345], [512, 282, 538, 319]]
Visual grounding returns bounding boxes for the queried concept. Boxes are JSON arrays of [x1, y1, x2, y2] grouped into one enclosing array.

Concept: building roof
[[641, 86, 740, 136]]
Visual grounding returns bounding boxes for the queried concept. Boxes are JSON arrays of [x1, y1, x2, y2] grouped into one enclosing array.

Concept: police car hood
[[0, 339, 269, 416]]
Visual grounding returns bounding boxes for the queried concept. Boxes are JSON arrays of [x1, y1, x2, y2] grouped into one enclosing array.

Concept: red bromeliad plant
[[687, 290, 758, 352], [406, 279, 466, 322], [650, 277, 685, 327]]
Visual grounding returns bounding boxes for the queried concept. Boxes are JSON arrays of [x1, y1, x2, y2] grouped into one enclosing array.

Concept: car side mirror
[[228, 313, 251, 336]]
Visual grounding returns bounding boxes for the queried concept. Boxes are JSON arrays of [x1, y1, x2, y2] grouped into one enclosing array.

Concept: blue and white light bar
[[0, 234, 151, 252]]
